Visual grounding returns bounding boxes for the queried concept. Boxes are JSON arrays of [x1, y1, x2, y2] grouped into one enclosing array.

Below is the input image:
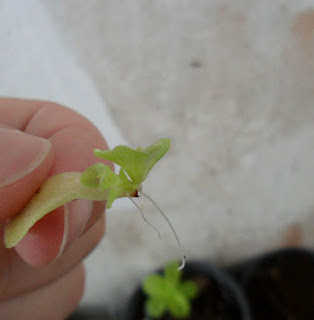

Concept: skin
[[0, 98, 112, 320]]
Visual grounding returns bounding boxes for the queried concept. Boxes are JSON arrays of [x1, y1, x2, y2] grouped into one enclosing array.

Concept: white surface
[[0, 0, 126, 150]]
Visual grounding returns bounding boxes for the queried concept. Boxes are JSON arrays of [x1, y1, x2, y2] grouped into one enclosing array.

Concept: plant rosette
[[124, 261, 251, 320], [231, 247, 314, 320]]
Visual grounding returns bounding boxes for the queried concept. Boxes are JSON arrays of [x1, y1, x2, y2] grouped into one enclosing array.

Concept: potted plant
[[124, 261, 251, 320], [230, 247, 314, 319]]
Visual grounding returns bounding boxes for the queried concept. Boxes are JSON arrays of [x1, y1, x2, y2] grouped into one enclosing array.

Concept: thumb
[[0, 128, 53, 221]]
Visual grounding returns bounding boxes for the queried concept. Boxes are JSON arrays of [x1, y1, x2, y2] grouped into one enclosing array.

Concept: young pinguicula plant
[[142, 261, 199, 319], [4, 138, 186, 269]]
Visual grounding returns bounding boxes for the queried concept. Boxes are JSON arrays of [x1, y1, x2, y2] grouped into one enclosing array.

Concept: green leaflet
[[165, 260, 182, 285], [94, 138, 171, 184], [179, 280, 199, 300], [146, 298, 167, 318], [80, 163, 133, 208], [80, 163, 108, 188]]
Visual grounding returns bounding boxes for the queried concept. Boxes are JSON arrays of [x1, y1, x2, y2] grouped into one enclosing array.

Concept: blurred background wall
[[1, 0, 314, 313]]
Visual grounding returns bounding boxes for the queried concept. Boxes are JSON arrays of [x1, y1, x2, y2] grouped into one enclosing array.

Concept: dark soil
[[244, 250, 314, 320]]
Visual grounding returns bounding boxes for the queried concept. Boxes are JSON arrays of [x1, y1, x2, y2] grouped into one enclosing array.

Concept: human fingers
[[0, 125, 53, 221], [0, 99, 110, 266], [0, 213, 104, 303], [0, 263, 85, 320]]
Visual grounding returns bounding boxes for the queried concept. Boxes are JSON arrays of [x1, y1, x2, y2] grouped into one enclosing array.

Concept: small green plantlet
[[4, 138, 185, 268], [142, 261, 199, 319]]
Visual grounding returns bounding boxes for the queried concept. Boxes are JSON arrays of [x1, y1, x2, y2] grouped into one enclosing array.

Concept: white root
[[127, 194, 161, 239], [139, 190, 186, 270]]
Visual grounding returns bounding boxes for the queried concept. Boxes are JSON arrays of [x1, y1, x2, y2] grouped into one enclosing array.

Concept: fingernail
[[56, 199, 94, 258], [0, 128, 51, 188]]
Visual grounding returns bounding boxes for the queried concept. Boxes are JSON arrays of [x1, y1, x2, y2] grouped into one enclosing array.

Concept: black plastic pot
[[124, 261, 251, 320], [67, 307, 118, 320], [66, 307, 118, 320], [229, 247, 314, 320]]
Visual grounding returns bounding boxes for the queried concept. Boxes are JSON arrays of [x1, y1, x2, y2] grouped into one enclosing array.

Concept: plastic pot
[[230, 247, 314, 320], [66, 307, 117, 320], [124, 261, 251, 320]]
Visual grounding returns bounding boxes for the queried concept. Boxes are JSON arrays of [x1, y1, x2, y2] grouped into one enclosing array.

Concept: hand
[[0, 98, 110, 319]]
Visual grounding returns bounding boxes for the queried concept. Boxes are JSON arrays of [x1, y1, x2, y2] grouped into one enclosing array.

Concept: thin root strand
[[128, 194, 161, 239], [139, 191, 186, 270]]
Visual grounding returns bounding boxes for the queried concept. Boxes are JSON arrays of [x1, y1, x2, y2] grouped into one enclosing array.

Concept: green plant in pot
[[125, 260, 251, 320], [142, 261, 199, 319]]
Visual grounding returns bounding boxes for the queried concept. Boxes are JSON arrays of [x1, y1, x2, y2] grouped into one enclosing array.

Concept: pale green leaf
[[80, 163, 107, 188], [98, 166, 121, 190], [169, 292, 190, 319], [180, 280, 199, 300], [145, 298, 167, 318], [142, 274, 166, 298], [164, 261, 182, 285], [94, 138, 170, 184]]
